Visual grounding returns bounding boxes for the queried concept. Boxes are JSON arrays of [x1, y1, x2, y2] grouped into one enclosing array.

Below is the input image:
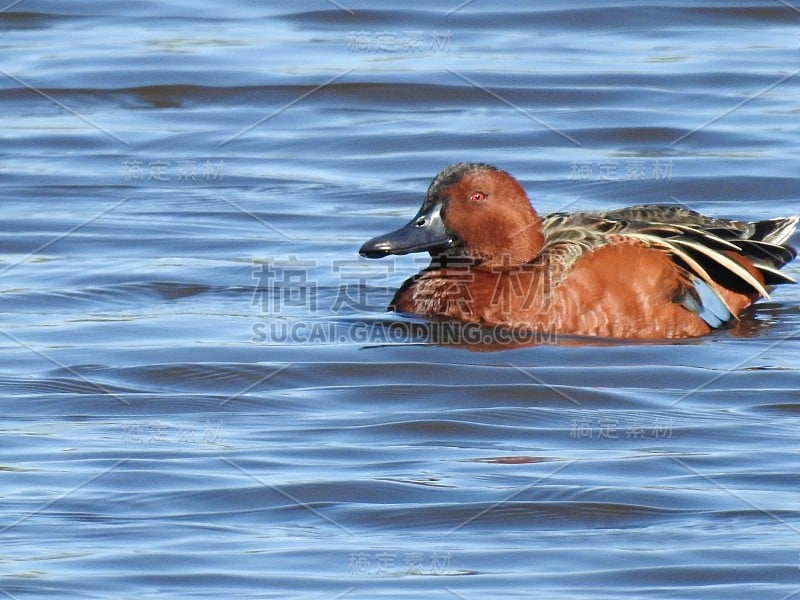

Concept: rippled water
[[2, 1, 800, 598]]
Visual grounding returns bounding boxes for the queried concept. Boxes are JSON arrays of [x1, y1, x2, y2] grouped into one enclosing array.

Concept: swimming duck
[[359, 162, 798, 339]]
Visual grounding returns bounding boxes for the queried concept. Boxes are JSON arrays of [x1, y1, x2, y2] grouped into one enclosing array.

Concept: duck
[[359, 162, 798, 339]]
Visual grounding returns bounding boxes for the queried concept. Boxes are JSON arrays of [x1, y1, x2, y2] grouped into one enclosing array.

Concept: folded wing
[[540, 205, 798, 327]]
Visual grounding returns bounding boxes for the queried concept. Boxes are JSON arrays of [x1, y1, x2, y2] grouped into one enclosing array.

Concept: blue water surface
[[1, 1, 799, 598]]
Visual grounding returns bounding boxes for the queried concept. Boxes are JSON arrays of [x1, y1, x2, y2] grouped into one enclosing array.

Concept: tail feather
[[752, 216, 800, 247], [703, 216, 799, 288], [683, 214, 798, 327], [731, 239, 796, 267]]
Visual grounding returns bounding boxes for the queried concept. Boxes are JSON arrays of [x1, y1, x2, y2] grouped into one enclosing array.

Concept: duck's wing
[[597, 205, 798, 287], [599, 204, 798, 247], [539, 205, 798, 324]]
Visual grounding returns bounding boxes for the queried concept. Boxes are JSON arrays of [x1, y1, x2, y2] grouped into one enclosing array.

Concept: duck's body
[[359, 163, 798, 339]]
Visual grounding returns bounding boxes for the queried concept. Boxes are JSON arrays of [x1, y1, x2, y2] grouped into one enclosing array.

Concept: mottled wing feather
[[539, 205, 798, 307]]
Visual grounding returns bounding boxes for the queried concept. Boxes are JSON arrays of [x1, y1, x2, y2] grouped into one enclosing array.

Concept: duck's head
[[359, 162, 544, 269]]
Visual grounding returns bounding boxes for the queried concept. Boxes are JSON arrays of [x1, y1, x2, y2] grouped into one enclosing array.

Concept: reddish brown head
[[360, 162, 545, 269]]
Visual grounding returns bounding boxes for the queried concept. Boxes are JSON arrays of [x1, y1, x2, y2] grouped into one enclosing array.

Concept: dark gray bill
[[359, 202, 452, 258]]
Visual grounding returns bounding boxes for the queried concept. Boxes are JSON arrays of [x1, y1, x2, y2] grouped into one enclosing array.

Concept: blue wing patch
[[680, 278, 733, 328]]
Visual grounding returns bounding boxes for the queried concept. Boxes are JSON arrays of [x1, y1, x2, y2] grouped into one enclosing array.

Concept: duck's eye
[[415, 216, 427, 227], [470, 191, 486, 203]]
